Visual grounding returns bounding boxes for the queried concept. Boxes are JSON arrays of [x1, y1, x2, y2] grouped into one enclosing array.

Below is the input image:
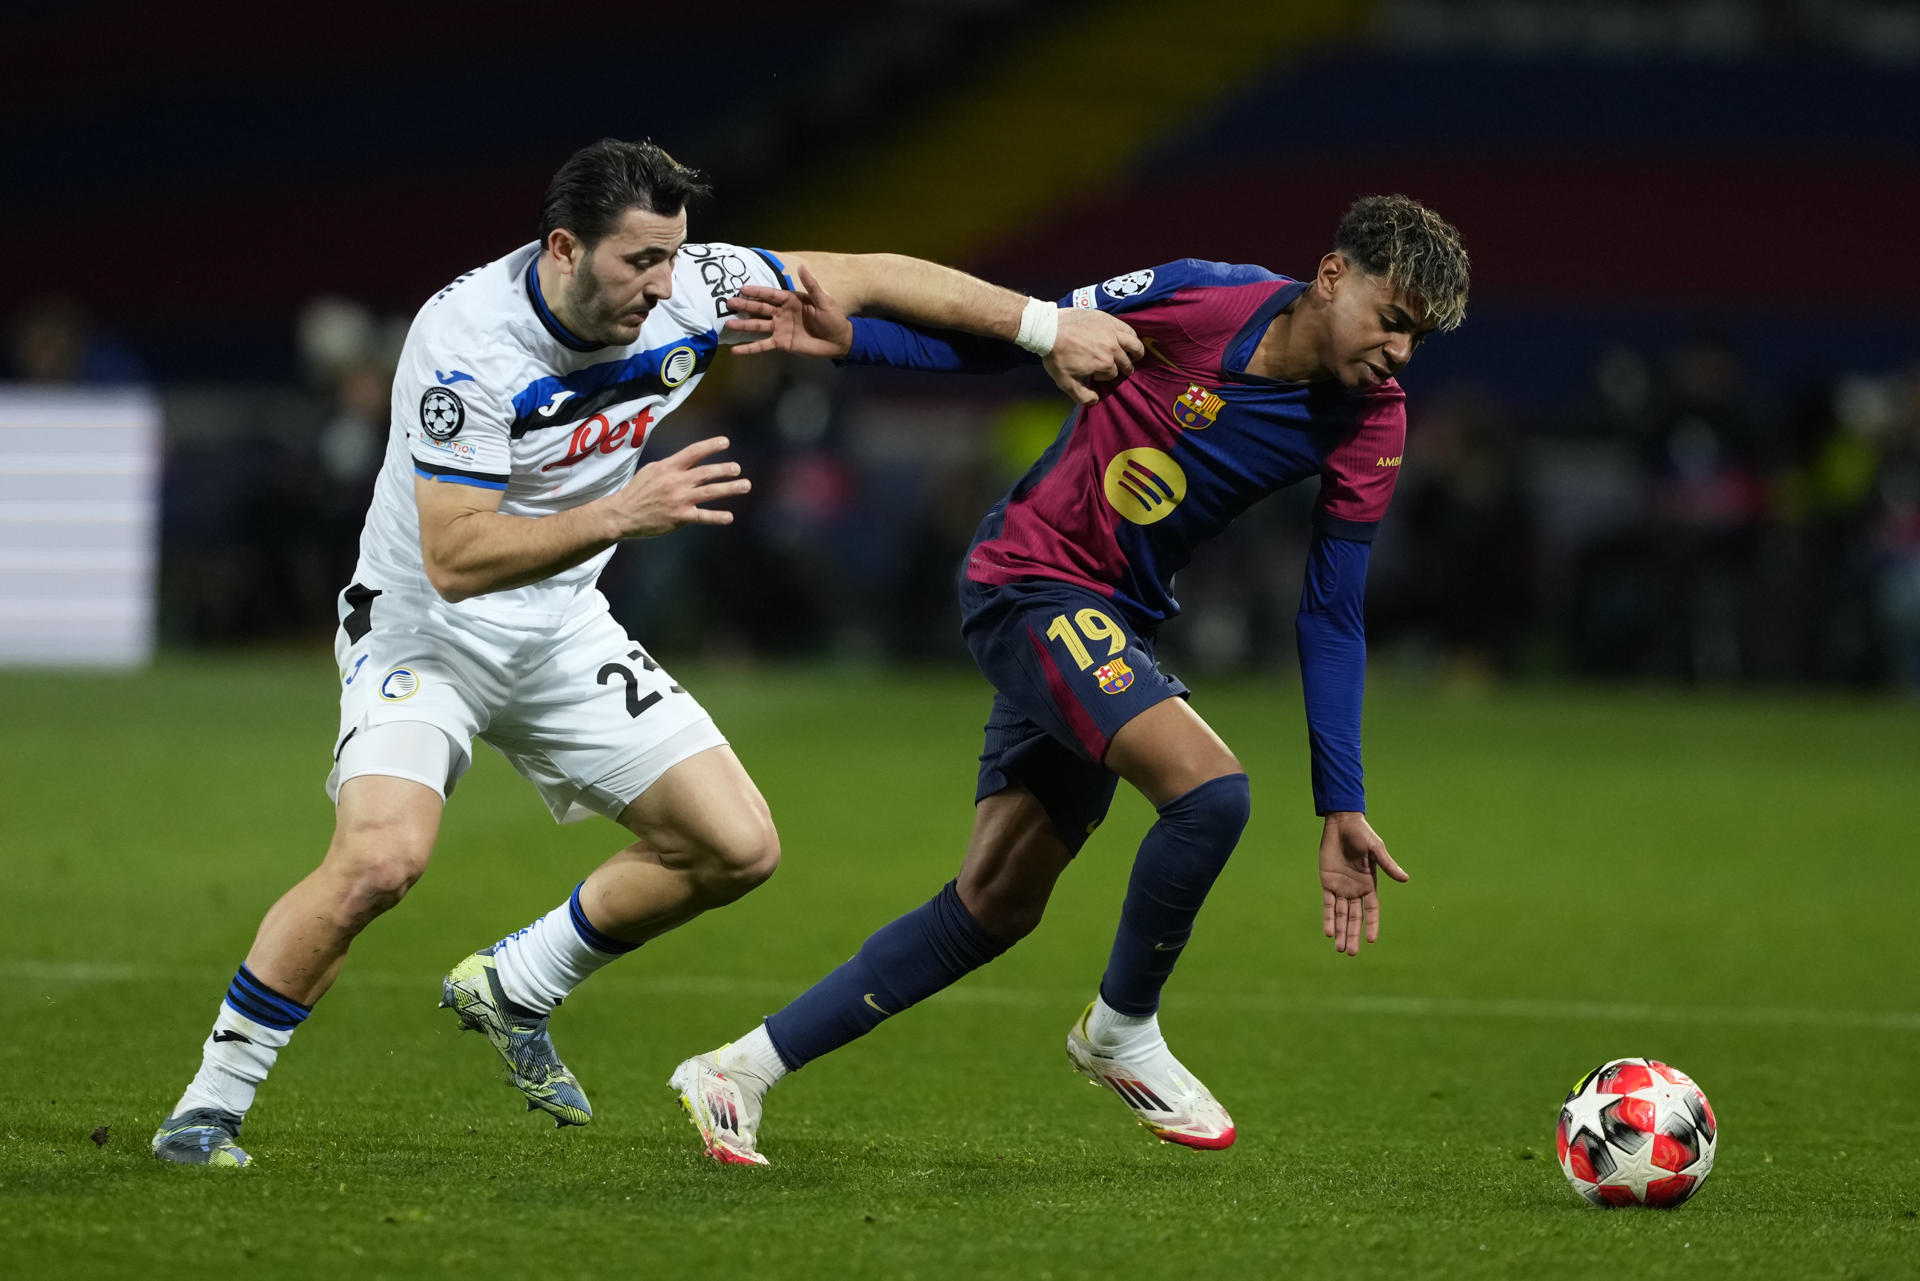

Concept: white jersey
[[353, 240, 789, 627]]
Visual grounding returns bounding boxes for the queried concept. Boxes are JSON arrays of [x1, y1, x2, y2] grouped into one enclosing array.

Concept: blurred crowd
[[10, 296, 1920, 694], [1367, 336, 1920, 692]]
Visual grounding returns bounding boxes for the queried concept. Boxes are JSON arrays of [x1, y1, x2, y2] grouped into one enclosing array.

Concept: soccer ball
[[1556, 1057, 1717, 1208]]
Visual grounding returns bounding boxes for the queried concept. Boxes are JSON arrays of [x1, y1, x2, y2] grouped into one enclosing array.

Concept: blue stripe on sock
[[223, 984, 303, 1029], [233, 966, 311, 1020], [222, 993, 297, 1029], [568, 883, 639, 955], [225, 966, 311, 1030]]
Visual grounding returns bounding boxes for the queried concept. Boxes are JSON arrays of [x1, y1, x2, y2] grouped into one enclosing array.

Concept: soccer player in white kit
[[152, 138, 1145, 1166]]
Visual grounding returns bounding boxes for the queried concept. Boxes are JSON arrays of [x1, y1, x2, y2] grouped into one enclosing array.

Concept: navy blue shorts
[[959, 576, 1188, 853]]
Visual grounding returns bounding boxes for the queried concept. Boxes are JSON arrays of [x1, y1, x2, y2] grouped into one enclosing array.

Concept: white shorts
[[325, 584, 728, 824]]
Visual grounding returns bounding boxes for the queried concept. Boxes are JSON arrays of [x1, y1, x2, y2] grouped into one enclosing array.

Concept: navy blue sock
[[764, 880, 1009, 1070], [1098, 774, 1251, 1016]]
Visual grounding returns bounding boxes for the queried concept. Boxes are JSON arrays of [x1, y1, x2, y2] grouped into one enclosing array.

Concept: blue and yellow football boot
[[151, 1108, 251, 1167], [440, 947, 592, 1127]]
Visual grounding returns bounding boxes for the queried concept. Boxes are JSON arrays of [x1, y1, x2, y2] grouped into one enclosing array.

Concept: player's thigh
[[613, 743, 778, 878], [327, 582, 497, 807], [956, 785, 1075, 940], [325, 771, 445, 891], [973, 689, 1122, 854], [963, 578, 1195, 809], [486, 599, 739, 832], [1104, 699, 1243, 808], [963, 579, 1186, 762]]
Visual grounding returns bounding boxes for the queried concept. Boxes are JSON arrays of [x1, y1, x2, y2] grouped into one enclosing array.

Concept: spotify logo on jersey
[[1103, 448, 1187, 524]]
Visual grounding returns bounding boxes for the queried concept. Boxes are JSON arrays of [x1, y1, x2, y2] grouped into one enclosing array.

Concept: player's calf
[[1098, 773, 1250, 1016]]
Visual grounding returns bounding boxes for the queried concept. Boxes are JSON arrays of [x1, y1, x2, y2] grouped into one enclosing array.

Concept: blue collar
[[1222, 279, 1310, 382], [524, 254, 605, 352]]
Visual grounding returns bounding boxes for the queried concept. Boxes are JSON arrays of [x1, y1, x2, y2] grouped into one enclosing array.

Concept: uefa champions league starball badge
[[420, 387, 466, 441]]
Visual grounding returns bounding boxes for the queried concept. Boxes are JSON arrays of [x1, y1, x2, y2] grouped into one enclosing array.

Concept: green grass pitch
[[2, 656, 1916, 1279]]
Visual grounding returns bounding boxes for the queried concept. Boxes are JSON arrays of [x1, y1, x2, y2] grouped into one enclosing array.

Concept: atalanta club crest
[[420, 387, 466, 441], [1095, 657, 1134, 694], [380, 668, 420, 701], [1173, 383, 1223, 429]]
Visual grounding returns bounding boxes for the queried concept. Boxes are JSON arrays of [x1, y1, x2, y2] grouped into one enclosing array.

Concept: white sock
[[714, 1021, 787, 1090], [173, 1006, 295, 1119], [490, 886, 634, 1015], [718, 1024, 789, 1089], [1086, 995, 1167, 1055]]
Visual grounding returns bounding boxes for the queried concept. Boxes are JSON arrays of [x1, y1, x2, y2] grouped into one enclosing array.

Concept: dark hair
[[539, 138, 712, 248], [1334, 194, 1470, 332]]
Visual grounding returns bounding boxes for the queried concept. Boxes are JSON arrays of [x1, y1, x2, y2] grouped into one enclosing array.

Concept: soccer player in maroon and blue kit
[[671, 196, 1470, 1163]]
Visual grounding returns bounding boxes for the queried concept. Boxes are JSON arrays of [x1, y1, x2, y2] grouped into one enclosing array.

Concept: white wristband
[[1014, 296, 1059, 357]]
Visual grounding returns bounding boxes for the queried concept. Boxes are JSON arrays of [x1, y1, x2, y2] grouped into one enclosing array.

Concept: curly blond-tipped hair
[[1334, 194, 1470, 332]]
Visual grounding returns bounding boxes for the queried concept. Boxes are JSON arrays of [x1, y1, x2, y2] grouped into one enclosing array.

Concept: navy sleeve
[[838, 259, 1284, 373], [1064, 259, 1282, 316], [1295, 534, 1370, 815], [839, 317, 1037, 374]]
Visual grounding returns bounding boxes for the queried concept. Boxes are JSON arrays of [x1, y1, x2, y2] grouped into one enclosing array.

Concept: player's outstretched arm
[[415, 438, 748, 602], [739, 252, 1143, 404], [1319, 812, 1409, 957]]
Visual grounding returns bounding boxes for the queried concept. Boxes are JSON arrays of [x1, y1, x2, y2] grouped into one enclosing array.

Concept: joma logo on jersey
[[1173, 383, 1223, 429], [542, 409, 655, 473], [1377, 455, 1402, 467]]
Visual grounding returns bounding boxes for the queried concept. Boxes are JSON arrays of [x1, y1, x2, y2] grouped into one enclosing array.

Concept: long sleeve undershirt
[[842, 316, 1032, 373], [1297, 533, 1370, 814]]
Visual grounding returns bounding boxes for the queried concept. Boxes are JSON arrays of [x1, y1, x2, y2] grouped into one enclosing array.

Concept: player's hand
[[1319, 811, 1409, 957], [724, 263, 854, 358], [606, 437, 750, 537], [1043, 308, 1146, 405]]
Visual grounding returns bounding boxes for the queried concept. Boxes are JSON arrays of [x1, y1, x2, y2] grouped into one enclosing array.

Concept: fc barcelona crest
[[1095, 657, 1135, 694], [1173, 383, 1223, 429]]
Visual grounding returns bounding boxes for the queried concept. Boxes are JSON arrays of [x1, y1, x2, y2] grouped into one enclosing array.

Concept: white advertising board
[[0, 389, 161, 666]]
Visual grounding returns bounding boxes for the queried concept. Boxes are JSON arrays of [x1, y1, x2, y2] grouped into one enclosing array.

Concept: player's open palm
[[1044, 308, 1146, 405], [725, 263, 853, 358], [609, 437, 750, 537], [1318, 811, 1409, 957]]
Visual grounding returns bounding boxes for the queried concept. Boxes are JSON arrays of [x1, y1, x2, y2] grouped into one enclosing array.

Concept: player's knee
[[324, 821, 433, 925], [1167, 772, 1252, 847], [967, 888, 1046, 944], [1197, 771, 1253, 832], [956, 868, 1051, 944], [693, 807, 781, 900]]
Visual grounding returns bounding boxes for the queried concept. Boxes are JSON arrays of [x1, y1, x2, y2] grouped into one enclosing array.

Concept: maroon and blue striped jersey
[[978, 261, 1402, 622], [847, 259, 1405, 625], [841, 258, 1406, 814]]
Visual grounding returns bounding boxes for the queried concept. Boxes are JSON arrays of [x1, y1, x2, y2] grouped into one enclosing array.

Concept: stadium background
[[9, 0, 1919, 686], [4, 3, 1918, 1279]]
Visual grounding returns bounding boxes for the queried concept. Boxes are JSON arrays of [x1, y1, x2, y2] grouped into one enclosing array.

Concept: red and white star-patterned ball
[[1557, 1057, 1717, 1208]]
